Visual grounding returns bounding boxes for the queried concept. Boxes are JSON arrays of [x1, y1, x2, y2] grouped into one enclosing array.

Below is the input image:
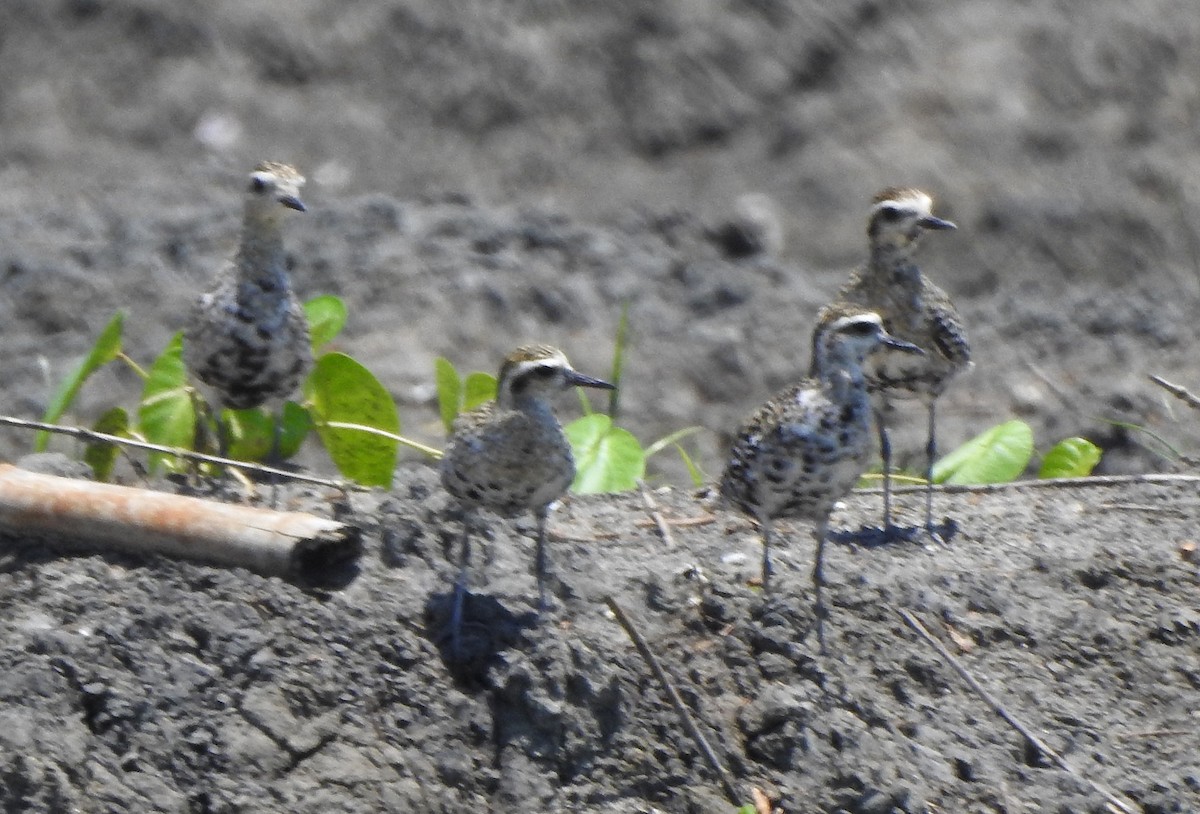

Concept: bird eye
[[532, 366, 558, 379], [250, 176, 268, 194], [878, 205, 902, 222], [843, 321, 878, 336]]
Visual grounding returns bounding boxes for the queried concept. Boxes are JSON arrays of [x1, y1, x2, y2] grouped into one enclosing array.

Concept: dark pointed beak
[[882, 336, 925, 355], [565, 370, 616, 390], [919, 215, 955, 231], [279, 195, 307, 212]]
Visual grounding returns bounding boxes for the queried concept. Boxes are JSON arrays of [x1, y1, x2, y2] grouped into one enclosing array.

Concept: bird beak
[[919, 215, 956, 231], [565, 370, 616, 390], [279, 195, 307, 212], [882, 336, 925, 355]]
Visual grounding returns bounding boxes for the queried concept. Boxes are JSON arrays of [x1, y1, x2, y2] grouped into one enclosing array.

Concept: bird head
[[244, 161, 307, 226], [866, 187, 955, 258], [496, 345, 615, 410]]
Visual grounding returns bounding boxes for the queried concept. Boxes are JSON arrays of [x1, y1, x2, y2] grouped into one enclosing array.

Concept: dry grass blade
[[0, 415, 355, 490], [604, 595, 743, 807], [897, 608, 1139, 814]]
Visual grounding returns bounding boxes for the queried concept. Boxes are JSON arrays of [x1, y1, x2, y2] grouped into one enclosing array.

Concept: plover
[[834, 187, 971, 538], [721, 305, 922, 651], [183, 161, 312, 452], [440, 345, 614, 632]]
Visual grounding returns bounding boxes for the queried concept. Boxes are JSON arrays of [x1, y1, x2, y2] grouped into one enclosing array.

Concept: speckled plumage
[[721, 306, 922, 652], [834, 187, 971, 536], [441, 345, 614, 624], [184, 162, 312, 412]]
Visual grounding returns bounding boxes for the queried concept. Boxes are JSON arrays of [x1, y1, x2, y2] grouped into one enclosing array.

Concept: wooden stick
[[897, 608, 1138, 814], [0, 464, 360, 582], [638, 480, 675, 548], [1149, 374, 1200, 411], [862, 471, 1200, 497], [604, 595, 743, 807]]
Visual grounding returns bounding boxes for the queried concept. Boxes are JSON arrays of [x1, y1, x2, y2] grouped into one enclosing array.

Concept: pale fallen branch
[[865, 471, 1200, 497], [604, 595, 743, 807], [1149, 374, 1200, 411], [0, 415, 354, 491], [897, 608, 1138, 814], [321, 421, 443, 459], [0, 464, 360, 583], [638, 480, 675, 548]]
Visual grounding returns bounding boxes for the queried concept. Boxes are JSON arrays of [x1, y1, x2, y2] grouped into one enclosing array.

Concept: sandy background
[[0, 1, 1199, 811]]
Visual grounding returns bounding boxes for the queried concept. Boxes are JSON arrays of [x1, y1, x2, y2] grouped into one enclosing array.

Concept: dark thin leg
[[534, 504, 551, 611], [876, 406, 896, 534], [758, 516, 774, 593], [812, 519, 829, 655], [924, 400, 941, 542], [267, 407, 284, 508], [449, 514, 473, 654]]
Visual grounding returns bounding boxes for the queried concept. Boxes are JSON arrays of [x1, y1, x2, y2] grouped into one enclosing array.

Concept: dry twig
[[604, 595, 743, 807], [1149, 374, 1200, 411], [638, 480, 675, 548], [0, 415, 354, 490], [898, 608, 1139, 814]]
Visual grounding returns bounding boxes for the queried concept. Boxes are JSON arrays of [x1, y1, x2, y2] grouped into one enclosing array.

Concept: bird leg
[[449, 512, 474, 655], [758, 515, 774, 593], [924, 400, 945, 543], [534, 503, 551, 612], [875, 406, 898, 537], [811, 519, 829, 655]]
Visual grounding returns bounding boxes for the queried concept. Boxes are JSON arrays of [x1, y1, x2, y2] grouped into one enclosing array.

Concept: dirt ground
[[1, 0, 1200, 811]]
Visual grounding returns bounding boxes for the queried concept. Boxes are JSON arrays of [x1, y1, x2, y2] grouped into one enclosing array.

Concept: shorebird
[[183, 161, 312, 453], [440, 345, 614, 637], [721, 305, 922, 651], [834, 187, 971, 539]]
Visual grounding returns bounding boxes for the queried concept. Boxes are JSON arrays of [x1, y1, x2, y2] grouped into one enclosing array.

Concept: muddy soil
[[1, 0, 1199, 811]]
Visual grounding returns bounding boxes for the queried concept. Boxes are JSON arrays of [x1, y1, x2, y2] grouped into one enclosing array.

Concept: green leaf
[[138, 332, 196, 472], [1039, 437, 1102, 479], [84, 407, 129, 481], [277, 401, 312, 460], [37, 312, 125, 450], [434, 357, 462, 433], [463, 372, 497, 410], [305, 352, 400, 487], [932, 419, 1034, 485], [304, 295, 348, 352], [566, 413, 645, 493], [222, 408, 274, 462]]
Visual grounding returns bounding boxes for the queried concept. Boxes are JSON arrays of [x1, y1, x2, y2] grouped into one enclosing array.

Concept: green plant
[[927, 419, 1102, 485], [40, 296, 415, 487]]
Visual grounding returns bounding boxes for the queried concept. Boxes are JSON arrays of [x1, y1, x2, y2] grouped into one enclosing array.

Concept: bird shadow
[[424, 589, 539, 687], [830, 516, 960, 550]]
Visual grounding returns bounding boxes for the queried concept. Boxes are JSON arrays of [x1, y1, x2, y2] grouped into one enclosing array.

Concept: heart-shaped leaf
[[304, 295, 348, 352], [1039, 437, 1102, 479], [463, 372, 497, 411], [305, 352, 400, 487], [932, 419, 1034, 485], [84, 407, 129, 481], [138, 332, 196, 473], [37, 311, 125, 450], [434, 357, 462, 433], [566, 413, 645, 493]]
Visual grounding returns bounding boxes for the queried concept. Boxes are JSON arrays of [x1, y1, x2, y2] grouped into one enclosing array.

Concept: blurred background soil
[[1, 1, 1199, 812], [1, 0, 1200, 478]]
